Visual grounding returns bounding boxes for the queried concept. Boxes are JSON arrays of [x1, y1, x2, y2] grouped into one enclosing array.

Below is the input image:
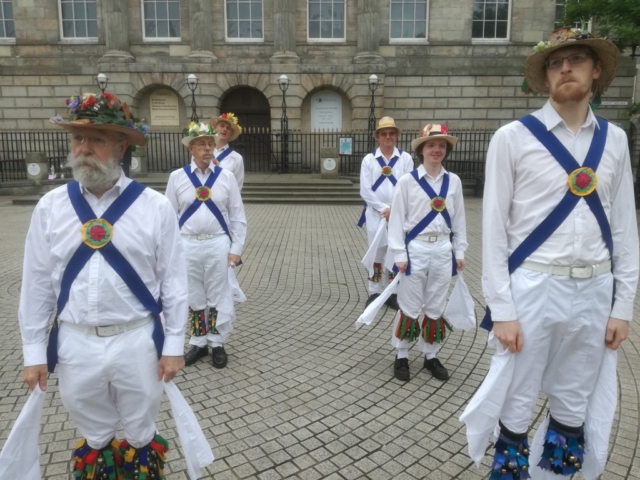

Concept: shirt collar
[[190, 157, 213, 174], [79, 169, 128, 196], [375, 146, 400, 160], [215, 144, 229, 153], [417, 164, 447, 181], [541, 99, 599, 132]]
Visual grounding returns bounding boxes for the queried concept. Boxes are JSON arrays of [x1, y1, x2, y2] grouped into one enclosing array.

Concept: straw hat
[[374, 116, 401, 137], [411, 124, 457, 151], [181, 121, 218, 147], [210, 113, 243, 142], [524, 26, 620, 95], [50, 92, 148, 146]]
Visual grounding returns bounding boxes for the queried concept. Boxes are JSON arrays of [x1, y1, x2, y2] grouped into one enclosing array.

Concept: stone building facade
[[0, 0, 636, 134]]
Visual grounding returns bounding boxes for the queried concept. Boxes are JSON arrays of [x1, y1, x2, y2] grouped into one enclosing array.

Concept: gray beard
[[66, 152, 121, 191]]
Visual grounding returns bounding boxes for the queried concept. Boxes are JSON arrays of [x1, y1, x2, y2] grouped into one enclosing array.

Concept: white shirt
[[483, 100, 639, 322], [388, 165, 468, 263], [360, 147, 415, 212], [214, 144, 245, 191], [19, 172, 189, 366], [165, 160, 247, 256]]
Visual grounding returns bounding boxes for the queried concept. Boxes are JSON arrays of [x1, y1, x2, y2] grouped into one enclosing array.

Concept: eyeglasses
[[192, 142, 215, 148], [72, 135, 114, 148], [378, 132, 397, 138], [545, 53, 592, 70]]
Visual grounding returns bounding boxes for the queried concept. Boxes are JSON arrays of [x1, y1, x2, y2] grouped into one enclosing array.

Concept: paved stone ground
[[0, 197, 639, 480]]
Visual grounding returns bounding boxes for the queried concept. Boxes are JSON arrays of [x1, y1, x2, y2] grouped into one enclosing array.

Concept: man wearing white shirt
[[210, 113, 245, 190], [20, 92, 187, 478], [360, 117, 414, 310], [165, 122, 247, 369], [388, 124, 467, 382], [464, 28, 639, 480]]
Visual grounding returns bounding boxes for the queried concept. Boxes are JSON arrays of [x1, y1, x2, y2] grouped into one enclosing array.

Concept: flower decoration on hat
[[568, 167, 597, 197], [219, 112, 243, 135], [183, 121, 216, 138], [53, 92, 150, 144], [431, 196, 446, 213], [533, 27, 594, 53]]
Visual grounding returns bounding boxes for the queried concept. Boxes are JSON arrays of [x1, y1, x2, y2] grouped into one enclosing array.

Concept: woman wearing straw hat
[[461, 27, 638, 480], [387, 124, 467, 382]]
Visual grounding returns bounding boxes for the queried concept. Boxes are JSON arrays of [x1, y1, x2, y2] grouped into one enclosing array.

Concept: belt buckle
[[428, 235, 438, 242], [96, 325, 118, 337], [570, 265, 593, 279]]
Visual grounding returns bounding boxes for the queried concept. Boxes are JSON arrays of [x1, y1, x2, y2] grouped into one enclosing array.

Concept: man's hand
[[605, 317, 629, 350], [24, 365, 48, 391], [381, 208, 391, 220], [395, 262, 408, 273], [493, 320, 523, 353], [228, 254, 241, 267], [456, 259, 466, 271], [157, 355, 185, 382]]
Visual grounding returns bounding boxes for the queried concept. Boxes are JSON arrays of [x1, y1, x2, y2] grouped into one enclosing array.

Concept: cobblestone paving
[[0, 197, 639, 480]]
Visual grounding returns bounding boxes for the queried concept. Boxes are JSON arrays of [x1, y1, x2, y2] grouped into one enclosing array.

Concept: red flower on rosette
[[90, 225, 106, 241], [434, 200, 443, 208], [576, 172, 590, 189], [199, 188, 208, 197]]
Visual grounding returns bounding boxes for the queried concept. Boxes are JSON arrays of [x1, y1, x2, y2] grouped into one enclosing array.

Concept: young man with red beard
[[461, 28, 639, 480]]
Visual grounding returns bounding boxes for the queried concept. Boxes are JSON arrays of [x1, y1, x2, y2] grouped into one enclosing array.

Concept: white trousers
[[366, 210, 391, 294], [500, 268, 613, 433], [57, 321, 163, 450], [183, 235, 233, 347], [391, 239, 453, 356]]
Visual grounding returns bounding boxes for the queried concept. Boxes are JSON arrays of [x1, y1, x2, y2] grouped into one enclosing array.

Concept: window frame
[[58, 0, 99, 43], [307, 0, 346, 43], [0, 0, 14, 43], [140, 0, 182, 43], [388, 0, 429, 45], [470, 0, 512, 44], [224, 0, 265, 43], [554, 0, 591, 30]]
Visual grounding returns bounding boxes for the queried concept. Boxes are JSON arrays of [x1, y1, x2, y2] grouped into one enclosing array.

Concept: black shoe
[[424, 357, 449, 381], [211, 346, 228, 368], [393, 356, 410, 381], [184, 346, 208, 366], [385, 294, 399, 310], [365, 293, 380, 308]]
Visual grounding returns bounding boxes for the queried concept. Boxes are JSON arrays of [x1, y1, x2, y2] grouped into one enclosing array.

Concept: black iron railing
[[0, 128, 495, 184]]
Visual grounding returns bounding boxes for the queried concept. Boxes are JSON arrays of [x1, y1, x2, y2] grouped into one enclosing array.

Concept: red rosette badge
[[381, 165, 393, 177], [431, 196, 446, 212], [568, 167, 597, 197], [195, 185, 212, 202], [81, 219, 113, 249]]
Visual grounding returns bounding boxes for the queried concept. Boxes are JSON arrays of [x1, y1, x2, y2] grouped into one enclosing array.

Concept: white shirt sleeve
[[608, 136, 639, 321], [227, 179, 247, 256], [482, 128, 518, 322], [155, 199, 189, 356], [19, 197, 57, 366], [450, 175, 468, 260], [360, 156, 388, 212], [388, 179, 409, 263]]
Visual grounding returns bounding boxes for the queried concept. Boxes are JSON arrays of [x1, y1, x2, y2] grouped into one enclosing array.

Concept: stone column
[[270, 0, 299, 64], [353, 0, 383, 64], [187, 0, 217, 61], [99, 0, 134, 63]]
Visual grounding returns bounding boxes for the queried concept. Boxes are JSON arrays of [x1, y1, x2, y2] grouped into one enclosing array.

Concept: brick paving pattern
[[0, 197, 639, 479]]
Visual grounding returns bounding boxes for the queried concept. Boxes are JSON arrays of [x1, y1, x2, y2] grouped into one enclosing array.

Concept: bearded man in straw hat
[[461, 27, 639, 480], [19, 92, 189, 478], [165, 121, 247, 369], [388, 124, 467, 382], [210, 112, 245, 190], [359, 116, 414, 310]]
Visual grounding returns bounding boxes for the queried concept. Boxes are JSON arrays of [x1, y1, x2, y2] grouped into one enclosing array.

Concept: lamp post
[[96, 73, 108, 93], [367, 74, 378, 151], [278, 74, 290, 173], [186, 73, 199, 123]]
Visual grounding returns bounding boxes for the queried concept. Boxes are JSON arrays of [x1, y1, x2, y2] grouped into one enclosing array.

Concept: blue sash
[[46, 181, 164, 373], [178, 165, 230, 237], [358, 150, 403, 227], [215, 147, 233, 163], [400, 170, 457, 276], [480, 115, 611, 330]]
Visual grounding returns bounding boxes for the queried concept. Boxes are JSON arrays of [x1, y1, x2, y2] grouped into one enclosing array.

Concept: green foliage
[[629, 102, 640, 117], [563, 0, 640, 53]]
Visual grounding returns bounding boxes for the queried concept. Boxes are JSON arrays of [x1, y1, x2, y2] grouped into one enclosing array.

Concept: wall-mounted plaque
[[311, 91, 342, 131], [150, 89, 180, 126]]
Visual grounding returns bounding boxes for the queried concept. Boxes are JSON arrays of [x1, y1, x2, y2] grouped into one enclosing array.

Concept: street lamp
[[186, 73, 199, 123], [278, 74, 290, 173], [367, 74, 378, 150], [96, 73, 108, 93]]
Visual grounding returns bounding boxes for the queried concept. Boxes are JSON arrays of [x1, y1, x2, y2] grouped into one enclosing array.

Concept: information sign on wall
[[311, 91, 342, 131], [149, 89, 180, 126]]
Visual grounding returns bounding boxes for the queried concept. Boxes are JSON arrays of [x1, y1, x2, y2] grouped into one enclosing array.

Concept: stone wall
[[0, 0, 636, 135]]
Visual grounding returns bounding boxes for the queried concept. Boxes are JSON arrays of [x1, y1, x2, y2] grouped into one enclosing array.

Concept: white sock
[[397, 348, 409, 359], [425, 352, 436, 360]]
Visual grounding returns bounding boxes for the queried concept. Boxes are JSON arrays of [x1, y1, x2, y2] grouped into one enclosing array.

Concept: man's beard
[[550, 79, 591, 104], [66, 152, 121, 190]]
